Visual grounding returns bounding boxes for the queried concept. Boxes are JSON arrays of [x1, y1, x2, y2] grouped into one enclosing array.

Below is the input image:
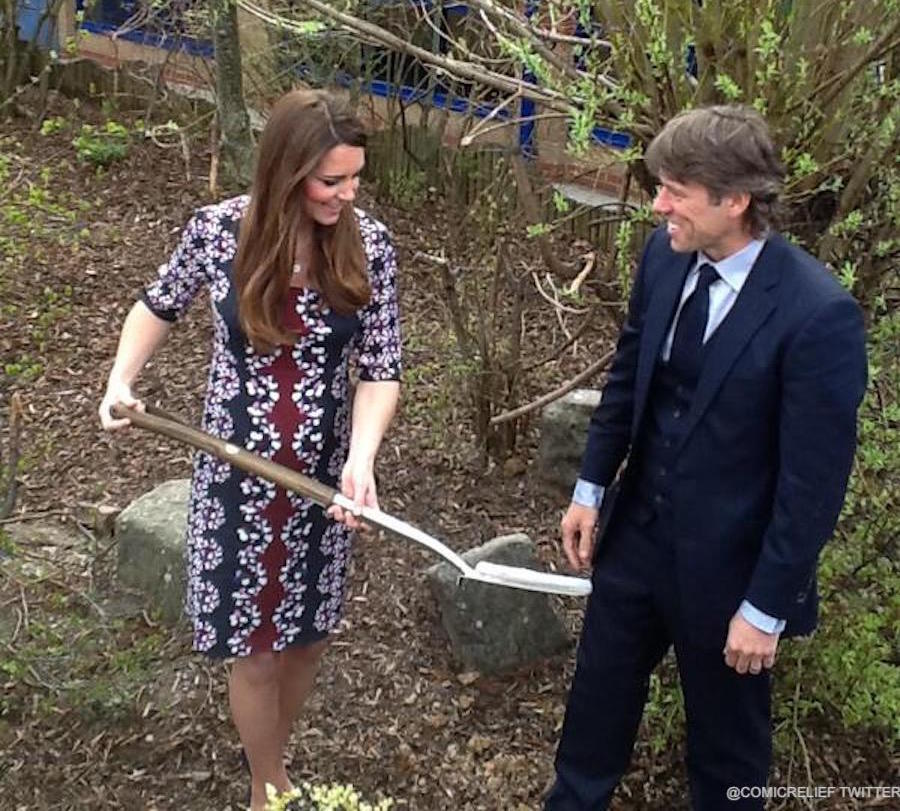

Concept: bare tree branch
[[239, 0, 577, 116], [471, 1, 591, 86], [468, 0, 612, 50], [490, 348, 615, 425]]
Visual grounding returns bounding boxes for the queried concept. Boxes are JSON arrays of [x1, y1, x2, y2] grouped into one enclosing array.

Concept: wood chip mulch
[[0, 93, 892, 810]]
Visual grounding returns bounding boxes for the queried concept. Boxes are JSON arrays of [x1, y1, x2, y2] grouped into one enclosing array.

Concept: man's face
[[651, 173, 751, 261]]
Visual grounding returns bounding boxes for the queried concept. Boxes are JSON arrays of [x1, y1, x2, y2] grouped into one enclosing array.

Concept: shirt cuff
[[572, 479, 605, 509], [739, 600, 786, 635]]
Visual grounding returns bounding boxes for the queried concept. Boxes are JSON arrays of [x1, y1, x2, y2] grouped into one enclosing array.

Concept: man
[[545, 106, 867, 810]]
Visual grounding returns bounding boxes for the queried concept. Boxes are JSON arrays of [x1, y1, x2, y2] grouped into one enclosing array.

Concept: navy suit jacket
[[580, 227, 867, 645]]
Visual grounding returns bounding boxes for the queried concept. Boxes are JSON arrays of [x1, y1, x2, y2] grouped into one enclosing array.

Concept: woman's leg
[[276, 639, 329, 751], [229, 652, 293, 810]]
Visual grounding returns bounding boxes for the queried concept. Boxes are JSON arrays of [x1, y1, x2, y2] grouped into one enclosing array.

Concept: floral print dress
[[141, 196, 401, 658]]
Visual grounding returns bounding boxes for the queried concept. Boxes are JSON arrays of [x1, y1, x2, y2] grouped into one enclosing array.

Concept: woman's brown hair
[[234, 89, 370, 353]]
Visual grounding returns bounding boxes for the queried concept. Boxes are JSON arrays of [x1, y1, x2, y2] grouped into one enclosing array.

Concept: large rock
[[537, 388, 601, 494], [116, 479, 190, 623], [426, 534, 570, 674]]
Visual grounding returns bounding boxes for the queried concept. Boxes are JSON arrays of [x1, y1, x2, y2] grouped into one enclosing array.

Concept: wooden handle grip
[[109, 403, 339, 508]]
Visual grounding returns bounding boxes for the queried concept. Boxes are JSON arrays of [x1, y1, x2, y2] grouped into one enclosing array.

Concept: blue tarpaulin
[[16, 0, 58, 49]]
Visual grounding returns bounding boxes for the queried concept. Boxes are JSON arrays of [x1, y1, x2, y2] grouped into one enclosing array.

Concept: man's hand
[[723, 611, 779, 675], [561, 502, 599, 572]]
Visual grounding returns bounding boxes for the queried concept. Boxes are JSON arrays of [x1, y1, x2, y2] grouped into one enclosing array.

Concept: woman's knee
[[234, 651, 281, 688]]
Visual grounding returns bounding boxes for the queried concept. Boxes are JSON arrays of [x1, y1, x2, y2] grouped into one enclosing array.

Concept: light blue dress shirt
[[573, 238, 786, 635]]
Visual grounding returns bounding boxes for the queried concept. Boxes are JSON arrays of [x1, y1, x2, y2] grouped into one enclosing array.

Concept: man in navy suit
[[545, 106, 867, 810]]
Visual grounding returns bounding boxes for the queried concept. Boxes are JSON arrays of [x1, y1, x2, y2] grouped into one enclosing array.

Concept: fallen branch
[[490, 347, 614, 425], [0, 510, 70, 526], [532, 272, 587, 315], [566, 253, 596, 296]]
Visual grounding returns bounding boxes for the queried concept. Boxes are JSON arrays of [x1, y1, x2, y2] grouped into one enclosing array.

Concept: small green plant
[[526, 221, 553, 238], [4, 356, 44, 382], [383, 168, 426, 209], [0, 528, 15, 557], [641, 663, 685, 754], [39, 116, 67, 136], [3, 206, 28, 227], [72, 121, 130, 167], [264, 782, 394, 811], [31, 285, 73, 350], [774, 307, 900, 745]]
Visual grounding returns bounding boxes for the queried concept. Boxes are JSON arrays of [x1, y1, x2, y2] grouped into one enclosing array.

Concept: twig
[[19, 584, 29, 634], [522, 312, 595, 372], [490, 348, 615, 425], [415, 251, 478, 360], [809, 25, 900, 114], [0, 165, 26, 203], [208, 117, 219, 197], [475, 5, 585, 85], [0, 509, 69, 525], [413, 250, 449, 267], [792, 671, 815, 809], [10, 606, 22, 645], [460, 110, 569, 148], [26, 663, 59, 692], [92, 534, 120, 563], [566, 253, 596, 296], [1, 392, 23, 520], [45, 577, 107, 619], [466, 0, 612, 49], [544, 273, 572, 339], [531, 272, 588, 315]]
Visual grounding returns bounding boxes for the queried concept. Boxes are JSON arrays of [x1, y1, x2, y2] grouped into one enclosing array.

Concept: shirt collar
[[696, 238, 766, 294]]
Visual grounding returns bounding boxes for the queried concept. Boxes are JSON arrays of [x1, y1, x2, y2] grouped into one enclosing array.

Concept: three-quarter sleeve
[[356, 228, 402, 381], [141, 210, 213, 321]]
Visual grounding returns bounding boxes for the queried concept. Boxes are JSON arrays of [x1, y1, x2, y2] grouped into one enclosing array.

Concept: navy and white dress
[[141, 195, 402, 658]]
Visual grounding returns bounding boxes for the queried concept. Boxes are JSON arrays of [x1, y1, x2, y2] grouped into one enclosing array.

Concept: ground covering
[[0, 94, 892, 810]]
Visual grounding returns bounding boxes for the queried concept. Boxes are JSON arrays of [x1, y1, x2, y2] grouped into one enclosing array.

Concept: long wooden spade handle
[[108, 404, 593, 596], [109, 403, 339, 508]]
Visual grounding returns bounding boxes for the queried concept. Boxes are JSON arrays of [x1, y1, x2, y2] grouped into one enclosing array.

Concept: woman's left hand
[[327, 455, 378, 530]]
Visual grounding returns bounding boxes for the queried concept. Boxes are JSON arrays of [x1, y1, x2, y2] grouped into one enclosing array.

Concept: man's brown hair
[[234, 89, 370, 354], [645, 105, 784, 236]]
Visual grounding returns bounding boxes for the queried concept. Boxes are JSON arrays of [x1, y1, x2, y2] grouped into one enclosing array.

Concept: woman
[[99, 89, 401, 810]]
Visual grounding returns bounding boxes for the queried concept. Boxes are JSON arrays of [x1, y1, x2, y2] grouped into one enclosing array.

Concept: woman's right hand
[[99, 379, 144, 430]]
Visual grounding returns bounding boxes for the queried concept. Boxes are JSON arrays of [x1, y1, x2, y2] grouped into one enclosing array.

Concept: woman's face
[[302, 144, 365, 226]]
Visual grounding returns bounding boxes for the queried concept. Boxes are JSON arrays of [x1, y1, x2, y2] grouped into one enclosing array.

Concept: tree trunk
[[2, 0, 21, 102], [213, 0, 254, 191]]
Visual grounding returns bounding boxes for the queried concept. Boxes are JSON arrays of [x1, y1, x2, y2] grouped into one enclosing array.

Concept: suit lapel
[[632, 251, 693, 438], [676, 239, 782, 452]]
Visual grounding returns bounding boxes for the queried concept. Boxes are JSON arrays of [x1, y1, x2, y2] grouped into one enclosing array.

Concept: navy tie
[[669, 263, 719, 379]]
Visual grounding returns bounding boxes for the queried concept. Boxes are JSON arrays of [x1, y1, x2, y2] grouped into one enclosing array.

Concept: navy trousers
[[545, 508, 772, 810]]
